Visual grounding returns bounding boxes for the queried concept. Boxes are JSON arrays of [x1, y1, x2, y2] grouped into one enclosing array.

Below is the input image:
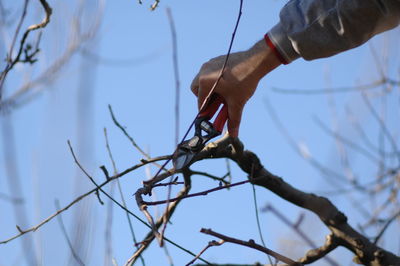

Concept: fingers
[[197, 83, 209, 111], [226, 101, 244, 138], [191, 73, 209, 111], [194, 73, 213, 110], [190, 74, 199, 96]]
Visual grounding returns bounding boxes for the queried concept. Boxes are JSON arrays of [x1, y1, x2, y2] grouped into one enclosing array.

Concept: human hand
[[191, 39, 281, 137]]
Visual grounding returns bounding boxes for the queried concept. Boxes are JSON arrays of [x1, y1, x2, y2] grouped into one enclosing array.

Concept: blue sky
[[1, 0, 399, 265]]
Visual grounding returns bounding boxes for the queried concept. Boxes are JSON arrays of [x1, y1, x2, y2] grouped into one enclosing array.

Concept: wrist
[[245, 39, 282, 79]]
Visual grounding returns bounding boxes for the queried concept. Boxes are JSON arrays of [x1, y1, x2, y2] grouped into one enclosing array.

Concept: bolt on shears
[[172, 94, 228, 170]]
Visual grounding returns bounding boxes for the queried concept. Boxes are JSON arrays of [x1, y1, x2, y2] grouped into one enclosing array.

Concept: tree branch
[[0, 0, 52, 101], [179, 134, 400, 265], [0, 147, 169, 244], [200, 228, 301, 265], [298, 234, 339, 264]]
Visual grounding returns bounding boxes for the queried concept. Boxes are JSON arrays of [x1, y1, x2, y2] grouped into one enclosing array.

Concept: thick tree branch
[[181, 134, 400, 265]]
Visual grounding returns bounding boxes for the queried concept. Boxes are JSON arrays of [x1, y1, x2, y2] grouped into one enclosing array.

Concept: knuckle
[[198, 75, 209, 87]]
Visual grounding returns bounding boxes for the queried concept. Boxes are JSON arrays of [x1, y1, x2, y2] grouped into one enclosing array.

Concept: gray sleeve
[[267, 0, 400, 63]]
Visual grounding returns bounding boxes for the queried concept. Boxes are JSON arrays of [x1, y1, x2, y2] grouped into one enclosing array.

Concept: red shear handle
[[213, 104, 228, 133], [199, 94, 223, 118], [199, 94, 228, 133]]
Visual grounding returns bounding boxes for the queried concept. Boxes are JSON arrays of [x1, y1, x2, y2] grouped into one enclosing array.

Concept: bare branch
[[140, 179, 250, 206], [263, 96, 348, 184], [160, 7, 181, 246], [166, 7, 180, 146], [164, 134, 400, 265], [263, 205, 339, 266], [108, 105, 153, 160], [313, 116, 380, 163], [150, 0, 160, 11], [104, 127, 145, 266], [54, 200, 85, 266], [0, 1, 103, 112], [200, 228, 301, 265], [0, 146, 168, 244], [298, 234, 339, 264], [373, 210, 400, 245], [209, 137, 400, 265], [271, 78, 399, 95], [190, 170, 231, 185], [0, 0, 52, 100], [362, 92, 400, 164], [0, 185, 94, 244], [126, 174, 212, 266], [68, 140, 208, 265], [186, 240, 224, 266]]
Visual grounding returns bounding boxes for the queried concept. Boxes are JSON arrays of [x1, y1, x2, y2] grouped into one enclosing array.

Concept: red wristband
[[264, 34, 288, 65]]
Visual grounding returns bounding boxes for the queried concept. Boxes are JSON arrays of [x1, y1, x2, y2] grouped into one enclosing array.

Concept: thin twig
[[139, 1, 244, 247], [362, 92, 400, 165], [263, 96, 348, 184], [186, 240, 224, 266], [0, 148, 168, 244], [68, 141, 208, 265], [270, 78, 398, 95], [6, 0, 29, 64], [251, 184, 272, 265], [313, 116, 380, 163], [54, 200, 85, 266], [0, 0, 52, 101], [162, 7, 181, 247], [108, 104, 166, 172], [108, 104, 150, 158], [80, 47, 164, 67], [0, 185, 95, 245], [166, 7, 180, 146], [150, 0, 160, 11], [1, 0, 28, 100], [104, 127, 144, 266], [144, 0, 243, 190], [263, 204, 339, 266], [374, 211, 400, 244], [225, 158, 232, 184], [190, 170, 230, 185], [127, 174, 212, 266], [1, 112, 38, 264], [346, 106, 397, 158], [103, 128, 121, 265], [200, 228, 302, 265], [0, 1, 101, 113], [142, 179, 250, 206]]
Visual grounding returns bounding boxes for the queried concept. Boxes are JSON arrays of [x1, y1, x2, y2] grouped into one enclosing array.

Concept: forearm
[[243, 39, 282, 80], [268, 0, 400, 63]]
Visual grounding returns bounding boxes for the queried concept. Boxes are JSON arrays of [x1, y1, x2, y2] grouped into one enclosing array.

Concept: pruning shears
[[173, 94, 228, 170]]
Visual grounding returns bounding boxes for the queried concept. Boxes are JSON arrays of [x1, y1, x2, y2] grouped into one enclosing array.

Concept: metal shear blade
[[173, 94, 228, 171]]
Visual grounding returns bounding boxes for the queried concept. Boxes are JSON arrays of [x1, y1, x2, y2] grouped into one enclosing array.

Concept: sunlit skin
[[191, 40, 281, 137]]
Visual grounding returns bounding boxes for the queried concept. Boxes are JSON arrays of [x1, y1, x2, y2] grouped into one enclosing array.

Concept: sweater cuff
[[266, 23, 300, 64], [264, 34, 288, 65]]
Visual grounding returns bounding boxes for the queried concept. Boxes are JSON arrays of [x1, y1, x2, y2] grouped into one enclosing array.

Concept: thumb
[[227, 101, 244, 138], [190, 74, 199, 96], [197, 86, 210, 111]]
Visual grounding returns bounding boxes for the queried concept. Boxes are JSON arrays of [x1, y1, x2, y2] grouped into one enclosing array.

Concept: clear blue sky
[[1, 0, 399, 265]]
